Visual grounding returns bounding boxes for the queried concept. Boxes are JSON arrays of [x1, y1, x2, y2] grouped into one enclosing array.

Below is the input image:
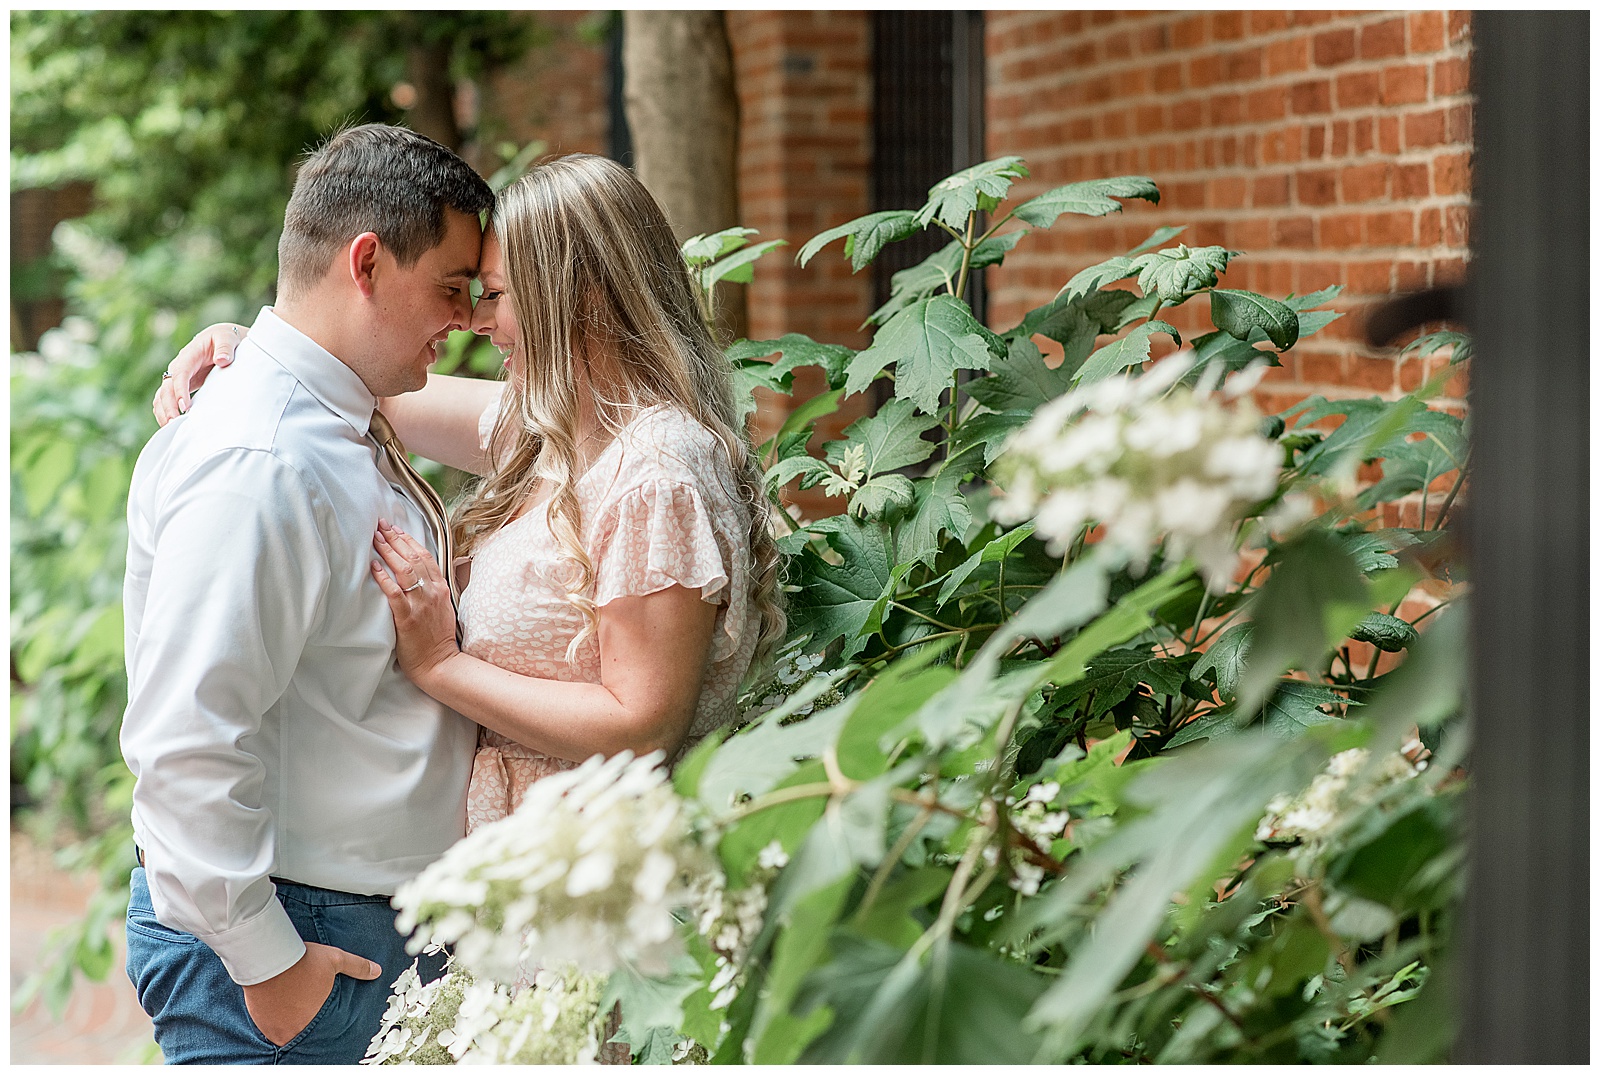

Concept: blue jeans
[[124, 866, 446, 1065]]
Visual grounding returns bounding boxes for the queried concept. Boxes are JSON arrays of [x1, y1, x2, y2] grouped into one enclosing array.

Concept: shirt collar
[[244, 307, 379, 438]]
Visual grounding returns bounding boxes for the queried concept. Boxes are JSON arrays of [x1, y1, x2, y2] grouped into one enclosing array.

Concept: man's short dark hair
[[277, 123, 495, 297]]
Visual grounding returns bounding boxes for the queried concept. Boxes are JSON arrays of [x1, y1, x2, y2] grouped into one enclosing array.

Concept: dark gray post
[[1460, 11, 1589, 1064]]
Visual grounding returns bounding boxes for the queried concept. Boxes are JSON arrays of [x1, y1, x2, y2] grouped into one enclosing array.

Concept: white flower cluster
[[992, 355, 1283, 589], [393, 750, 711, 982], [1256, 746, 1426, 845], [738, 643, 841, 724], [1003, 781, 1070, 896], [688, 840, 789, 1011], [363, 962, 607, 1066], [363, 960, 468, 1065]]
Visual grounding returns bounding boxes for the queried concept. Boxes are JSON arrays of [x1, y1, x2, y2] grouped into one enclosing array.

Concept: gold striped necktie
[[369, 408, 459, 607]]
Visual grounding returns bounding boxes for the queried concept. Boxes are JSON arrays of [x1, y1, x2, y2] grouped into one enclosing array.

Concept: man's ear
[[347, 232, 382, 299]]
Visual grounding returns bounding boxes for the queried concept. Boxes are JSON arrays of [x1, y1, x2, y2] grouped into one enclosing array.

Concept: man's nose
[[449, 290, 474, 330]]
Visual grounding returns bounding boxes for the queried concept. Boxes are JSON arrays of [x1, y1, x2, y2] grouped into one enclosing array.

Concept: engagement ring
[[403, 579, 425, 593]]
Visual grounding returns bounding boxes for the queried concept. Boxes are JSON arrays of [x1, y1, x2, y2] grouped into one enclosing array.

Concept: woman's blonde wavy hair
[[451, 153, 785, 668]]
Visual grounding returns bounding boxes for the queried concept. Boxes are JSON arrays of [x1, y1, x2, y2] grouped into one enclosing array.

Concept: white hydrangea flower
[[364, 961, 607, 1066], [992, 352, 1283, 590], [738, 641, 840, 723], [393, 750, 710, 982], [1255, 747, 1425, 845]]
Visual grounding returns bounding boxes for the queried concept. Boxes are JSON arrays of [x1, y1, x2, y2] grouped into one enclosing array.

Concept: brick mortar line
[[983, 12, 1471, 67], [989, 90, 1476, 126], [989, 46, 1475, 87]]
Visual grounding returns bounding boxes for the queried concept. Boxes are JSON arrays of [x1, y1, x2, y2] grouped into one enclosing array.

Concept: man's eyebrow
[[442, 265, 480, 281]]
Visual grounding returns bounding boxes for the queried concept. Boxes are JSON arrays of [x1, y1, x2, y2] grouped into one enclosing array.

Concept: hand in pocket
[[242, 942, 381, 1047]]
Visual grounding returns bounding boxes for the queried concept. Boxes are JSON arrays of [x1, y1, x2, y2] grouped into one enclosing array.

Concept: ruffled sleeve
[[590, 477, 750, 665]]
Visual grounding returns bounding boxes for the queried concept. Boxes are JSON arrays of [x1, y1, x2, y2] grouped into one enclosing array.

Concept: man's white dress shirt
[[121, 307, 477, 986]]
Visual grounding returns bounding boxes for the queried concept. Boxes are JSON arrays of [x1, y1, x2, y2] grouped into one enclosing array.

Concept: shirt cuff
[[195, 895, 307, 986]]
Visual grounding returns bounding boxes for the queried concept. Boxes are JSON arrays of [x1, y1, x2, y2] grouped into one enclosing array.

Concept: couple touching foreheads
[[121, 123, 783, 1063]]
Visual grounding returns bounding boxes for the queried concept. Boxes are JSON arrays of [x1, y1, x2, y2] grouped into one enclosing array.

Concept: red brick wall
[[984, 9, 1473, 423], [726, 10, 874, 475], [481, 12, 611, 164]]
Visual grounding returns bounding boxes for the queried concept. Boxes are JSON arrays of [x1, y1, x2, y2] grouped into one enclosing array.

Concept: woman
[[157, 154, 784, 833]]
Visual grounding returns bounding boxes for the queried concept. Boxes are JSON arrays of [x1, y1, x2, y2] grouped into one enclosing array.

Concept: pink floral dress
[[458, 404, 757, 833]]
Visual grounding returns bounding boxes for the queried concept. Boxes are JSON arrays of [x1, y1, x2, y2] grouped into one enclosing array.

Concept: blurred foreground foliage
[[10, 10, 537, 1019]]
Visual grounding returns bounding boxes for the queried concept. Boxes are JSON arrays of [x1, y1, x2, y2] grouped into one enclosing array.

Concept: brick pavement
[[11, 828, 159, 1064]]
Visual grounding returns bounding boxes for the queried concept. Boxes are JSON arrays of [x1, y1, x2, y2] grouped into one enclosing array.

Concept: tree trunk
[[406, 39, 463, 151], [622, 11, 746, 343]]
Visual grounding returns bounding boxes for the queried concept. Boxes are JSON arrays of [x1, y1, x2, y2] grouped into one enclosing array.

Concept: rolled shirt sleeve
[[122, 447, 330, 986]]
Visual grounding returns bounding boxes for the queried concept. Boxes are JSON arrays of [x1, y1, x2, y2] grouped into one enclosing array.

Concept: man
[[120, 124, 492, 1063]]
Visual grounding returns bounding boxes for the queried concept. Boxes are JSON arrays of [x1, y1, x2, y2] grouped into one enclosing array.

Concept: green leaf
[[847, 295, 1002, 415], [1287, 395, 1424, 480], [601, 955, 703, 1042], [681, 226, 758, 265], [934, 523, 1036, 608], [698, 682, 852, 811], [1356, 409, 1467, 510], [1333, 527, 1422, 574], [1126, 224, 1186, 257], [847, 474, 915, 520], [702, 239, 787, 289], [867, 232, 1026, 326], [787, 516, 895, 651], [765, 454, 832, 494], [617, 1025, 681, 1064], [836, 648, 959, 779], [897, 447, 982, 567], [796, 210, 922, 271], [728, 333, 855, 391], [1012, 175, 1159, 228], [1185, 329, 1276, 383], [947, 409, 1029, 467], [1057, 256, 1136, 303], [798, 936, 1050, 1064], [1397, 328, 1472, 364], [1192, 622, 1252, 699], [849, 867, 951, 948], [765, 387, 844, 458], [1129, 243, 1237, 303], [915, 155, 1029, 229], [967, 334, 1079, 411], [1209, 288, 1300, 350], [1235, 530, 1370, 717], [1260, 679, 1344, 735], [1047, 647, 1199, 724], [1074, 320, 1181, 384], [824, 397, 940, 478], [1349, 611, 1419, 652]]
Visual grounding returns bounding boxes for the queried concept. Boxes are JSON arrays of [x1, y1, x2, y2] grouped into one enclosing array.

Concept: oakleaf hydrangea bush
[[655, 157, 1464, 1065]]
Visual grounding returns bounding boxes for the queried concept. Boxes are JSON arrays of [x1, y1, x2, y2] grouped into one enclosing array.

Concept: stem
[[974, 207, 1018, 247], [1185, 589, 1212, 651], [854, 806, 935, 923], [1144, 942, 1247, 1032], [889, 602, 964, 633], [1430, 469, 1466, 531], [997, 556, 1008, 623], [725, 781, 839, 822], [953, 210, 978, 302], [1300, 882, 1358, 982]]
